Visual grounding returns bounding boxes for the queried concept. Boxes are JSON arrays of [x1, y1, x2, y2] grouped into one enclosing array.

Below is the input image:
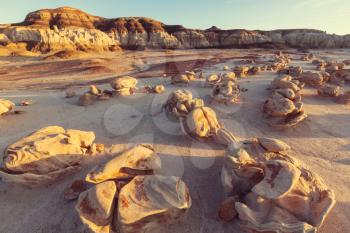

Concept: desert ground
[[0, 48, 350, 233]]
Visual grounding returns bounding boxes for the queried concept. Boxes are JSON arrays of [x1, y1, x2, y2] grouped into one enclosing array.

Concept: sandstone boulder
[[0, 99, 15, 115], [0, 126, 96, 187], [110, 76, 138, 96], [116, 175, 191, 233], [297, 71, 328, 86], [205, 74, 221, 87], [86, 144, 161, 184], [211, 80, 240, 104], [182, 107, 220, 138], [76, 181, 117, 233]]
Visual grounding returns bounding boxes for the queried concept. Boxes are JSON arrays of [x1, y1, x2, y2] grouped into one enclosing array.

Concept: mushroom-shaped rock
[[76, 181, 117, 233], [0, 126, 95, 187], [212, 80, 240, 104], [86, 144, 161, 184], [258, 137, 291, 152], [116, 175, 191, 233], [0, 99, 15, 115], [182, 107, 220, 138], [110, 76, 138, 96]]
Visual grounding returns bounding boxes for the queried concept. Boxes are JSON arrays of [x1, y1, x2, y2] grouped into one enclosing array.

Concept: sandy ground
[[0, 49, 349, 233]]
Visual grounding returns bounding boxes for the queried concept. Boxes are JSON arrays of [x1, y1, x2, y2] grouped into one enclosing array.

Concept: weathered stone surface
[[0, 99, 15, 115], [258, 137, 291, 152], [116, 175, 191, 233], [182, 107, 220, 138], [76, 181, 117, 232], [86, 144, 161, 184], [0, 126, 95, 187], [205, 74, 221, 87]]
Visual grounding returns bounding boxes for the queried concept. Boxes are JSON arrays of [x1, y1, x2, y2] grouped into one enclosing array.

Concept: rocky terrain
[[0, 6, 350, 55]]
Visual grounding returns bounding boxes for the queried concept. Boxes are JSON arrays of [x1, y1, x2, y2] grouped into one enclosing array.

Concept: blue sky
[[0, 0, 349, 35]]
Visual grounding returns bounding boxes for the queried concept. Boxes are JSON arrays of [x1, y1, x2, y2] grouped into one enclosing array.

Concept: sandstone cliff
[[0, 6, 349, 53]]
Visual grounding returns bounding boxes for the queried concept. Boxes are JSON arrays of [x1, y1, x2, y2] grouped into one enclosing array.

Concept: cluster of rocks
[[71, 144, 191, 233], [74, 76, 165, 106], [263, 75, 308, 128], [171, 71, 196, 85], [278, 65, 303, 77], [162, 89, 335, 233], [163, 89, 204, 118], [211, 80, 241, 104], [0, 126, 101, 187], [220, 137, 336, 233]]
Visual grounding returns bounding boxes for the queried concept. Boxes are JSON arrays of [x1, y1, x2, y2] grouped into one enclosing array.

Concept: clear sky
[[0, 0, 349, 35]]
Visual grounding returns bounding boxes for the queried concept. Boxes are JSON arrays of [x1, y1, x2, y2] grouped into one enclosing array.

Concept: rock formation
[[264, 76, 307, 128], [73, 144, 191, 233], [1, 7, 350, 53], [220, 138, 336, 233], [0, 126, 100, 187]]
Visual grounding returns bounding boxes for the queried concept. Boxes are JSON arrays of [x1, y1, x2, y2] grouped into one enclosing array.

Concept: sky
[[0, 0, 349, 35]]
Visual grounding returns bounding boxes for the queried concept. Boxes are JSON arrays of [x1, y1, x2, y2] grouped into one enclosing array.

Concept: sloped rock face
[[2, 7, 350, 53]]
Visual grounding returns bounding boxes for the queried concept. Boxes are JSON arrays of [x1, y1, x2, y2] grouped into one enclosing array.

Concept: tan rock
[[258, 137, 291, 152], [76, 181, 117, 232], [0, 99, 15, 115], [212, 80, 240, 104], [182, 107, 220, 138], [1, 126, 95, 187], [86, 144, 161, 184], [110, 76, 138, 96], [116, 175, 191, 233]]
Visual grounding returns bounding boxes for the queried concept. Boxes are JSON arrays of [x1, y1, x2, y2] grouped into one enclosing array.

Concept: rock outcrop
[[1, 7, 350, 53], [0, 99, 15, 115]]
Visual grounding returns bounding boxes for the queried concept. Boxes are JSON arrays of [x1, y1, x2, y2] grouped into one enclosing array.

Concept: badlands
[[0, 6, 350, 233]]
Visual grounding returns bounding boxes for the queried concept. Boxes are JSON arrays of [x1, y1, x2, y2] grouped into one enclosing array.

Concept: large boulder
[[116, 175, 192, 233], [0, 126, 96, 187]]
